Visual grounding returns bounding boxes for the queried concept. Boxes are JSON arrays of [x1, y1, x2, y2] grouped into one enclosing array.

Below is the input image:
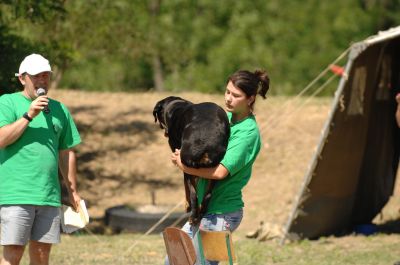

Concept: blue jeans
[[164, 209, 243, 265]]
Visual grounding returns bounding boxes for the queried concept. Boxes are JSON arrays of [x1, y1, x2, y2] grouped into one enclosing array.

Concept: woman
[[169, 69, 269, 265]]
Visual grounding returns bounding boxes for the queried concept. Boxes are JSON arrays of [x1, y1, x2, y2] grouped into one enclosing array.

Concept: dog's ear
[[152, 107, 159, 123], [153, 102, 165, 129]]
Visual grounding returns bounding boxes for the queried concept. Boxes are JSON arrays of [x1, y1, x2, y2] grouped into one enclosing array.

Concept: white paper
[[61, 200, 89, 234]]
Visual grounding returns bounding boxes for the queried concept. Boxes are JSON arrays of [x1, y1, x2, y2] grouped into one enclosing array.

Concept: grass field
[[2, 90, 400, 264], [6, 231, 400, 264]]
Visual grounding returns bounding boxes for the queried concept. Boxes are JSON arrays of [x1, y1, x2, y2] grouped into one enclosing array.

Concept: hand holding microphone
[[36, 88, 50, 114]]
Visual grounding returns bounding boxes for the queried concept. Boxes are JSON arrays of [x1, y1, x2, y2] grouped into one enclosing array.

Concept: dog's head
[[153, 96, 186, 137]]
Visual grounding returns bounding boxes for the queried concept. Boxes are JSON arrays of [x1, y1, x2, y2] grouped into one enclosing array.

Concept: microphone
[[37, 88, 50, 114]]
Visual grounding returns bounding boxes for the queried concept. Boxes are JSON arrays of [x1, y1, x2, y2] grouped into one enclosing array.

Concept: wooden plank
[[163, 227, 196, 265]]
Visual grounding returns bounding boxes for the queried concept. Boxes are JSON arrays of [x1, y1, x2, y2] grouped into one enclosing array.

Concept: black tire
[[105, 205, 188, 234]]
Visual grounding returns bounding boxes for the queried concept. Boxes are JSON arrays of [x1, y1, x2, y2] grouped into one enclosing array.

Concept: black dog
[[153, 96, 230, 224]]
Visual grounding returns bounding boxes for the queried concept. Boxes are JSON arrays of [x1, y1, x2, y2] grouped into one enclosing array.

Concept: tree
[[0, 0, 67, 93], [3, 0, 397, 95]]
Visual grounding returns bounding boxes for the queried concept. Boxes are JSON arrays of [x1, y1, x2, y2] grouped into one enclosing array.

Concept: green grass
[[235, 235, 400, 265], [3, 232, 400, 265]]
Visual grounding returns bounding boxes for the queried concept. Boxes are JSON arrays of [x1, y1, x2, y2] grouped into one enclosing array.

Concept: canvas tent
[[283, 26, 400, 241]]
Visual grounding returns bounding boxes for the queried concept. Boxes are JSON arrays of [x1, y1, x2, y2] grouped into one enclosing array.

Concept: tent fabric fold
[[283, 26, 400, 241]]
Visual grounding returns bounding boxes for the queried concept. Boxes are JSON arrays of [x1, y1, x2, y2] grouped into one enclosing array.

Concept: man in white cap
[[0, 54, 82, 265]]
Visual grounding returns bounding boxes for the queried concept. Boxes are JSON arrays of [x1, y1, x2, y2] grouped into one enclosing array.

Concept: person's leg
[[194, 209, 243, 265], [28, 241, 52, 265], [29, 206, 60, 265], [1, 246, 25, 265], [0, 205, 35, 265]]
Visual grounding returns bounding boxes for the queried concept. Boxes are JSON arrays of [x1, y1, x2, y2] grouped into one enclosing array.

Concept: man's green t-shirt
[[197, 112, 261, 214], [0, 92, 81, 206]]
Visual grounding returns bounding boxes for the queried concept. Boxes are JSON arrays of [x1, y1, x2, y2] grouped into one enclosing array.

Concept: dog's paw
[[189, 209, 202, 226], [185, 202, 192, 213], [189, 216, 201, 226]]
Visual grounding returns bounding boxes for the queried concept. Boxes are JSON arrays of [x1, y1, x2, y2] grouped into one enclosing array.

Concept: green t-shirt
[[0, 92, 81, 206], [197, 112, 261, 214]]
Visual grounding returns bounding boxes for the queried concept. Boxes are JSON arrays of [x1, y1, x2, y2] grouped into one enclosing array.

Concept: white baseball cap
[[15, 53, 52, 76]]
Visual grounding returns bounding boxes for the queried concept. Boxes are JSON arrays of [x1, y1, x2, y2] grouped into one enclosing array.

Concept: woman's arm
[[171, 149, 229, 180]]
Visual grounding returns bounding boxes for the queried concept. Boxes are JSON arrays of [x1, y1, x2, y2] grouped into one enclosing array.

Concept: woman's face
[[224, 81, 254, 114]]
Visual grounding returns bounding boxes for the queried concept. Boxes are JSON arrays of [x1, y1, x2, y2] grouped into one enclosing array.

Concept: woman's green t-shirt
[[197, 112, 261, 214]]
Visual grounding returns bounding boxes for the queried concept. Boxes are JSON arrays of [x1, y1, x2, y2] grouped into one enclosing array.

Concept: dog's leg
[[189, 176, 200, 225], [185, 173, 200, 225], [183, 174, 192, 213], [199, 180, 216, 220]]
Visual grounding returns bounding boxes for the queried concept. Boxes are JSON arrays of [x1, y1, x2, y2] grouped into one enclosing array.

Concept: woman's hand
[[171, 149, 183, 170]]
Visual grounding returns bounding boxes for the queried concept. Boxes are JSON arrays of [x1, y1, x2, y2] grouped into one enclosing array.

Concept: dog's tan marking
[[199, 153, 212, 164]]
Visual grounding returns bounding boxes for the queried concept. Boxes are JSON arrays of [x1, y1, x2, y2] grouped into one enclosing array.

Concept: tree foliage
[[0, 0, 66, 94], [1, 0, 399, 95]]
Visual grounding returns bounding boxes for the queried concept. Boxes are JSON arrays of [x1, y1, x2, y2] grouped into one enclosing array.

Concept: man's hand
[[69, 191, 81, 212], [28, 95, 48, 119]]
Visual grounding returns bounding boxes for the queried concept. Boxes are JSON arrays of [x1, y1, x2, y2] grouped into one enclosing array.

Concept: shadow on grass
[[377, 219, 400, 234]]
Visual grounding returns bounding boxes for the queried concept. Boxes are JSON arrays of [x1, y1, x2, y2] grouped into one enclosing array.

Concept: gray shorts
[[0, 205, 61, 245]]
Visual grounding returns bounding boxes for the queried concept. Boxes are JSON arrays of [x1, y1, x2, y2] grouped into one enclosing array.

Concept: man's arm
[[0, 118, 30, 148], [0, 95, 48, 148], [171, 149, 229, 180], [59, 149, 81, 210]]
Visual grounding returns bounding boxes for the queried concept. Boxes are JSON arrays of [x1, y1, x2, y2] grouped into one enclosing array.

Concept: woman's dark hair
[[227, 69, 270, 99]]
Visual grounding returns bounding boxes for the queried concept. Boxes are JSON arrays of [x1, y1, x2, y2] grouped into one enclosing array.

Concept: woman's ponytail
[[228, 69, 270, 101], [254, 69, 270, 99]]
